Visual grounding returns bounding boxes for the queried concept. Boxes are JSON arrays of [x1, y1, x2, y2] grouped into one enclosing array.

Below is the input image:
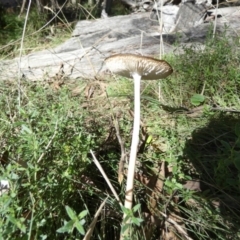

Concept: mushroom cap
[[105, 53, 173, 80]]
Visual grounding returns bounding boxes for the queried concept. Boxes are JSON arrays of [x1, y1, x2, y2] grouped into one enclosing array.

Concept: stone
[[0, 6, 240, 81], [151, 5, 180, 33], [174, 0, 208, 31], [0, 180, 10, 196]]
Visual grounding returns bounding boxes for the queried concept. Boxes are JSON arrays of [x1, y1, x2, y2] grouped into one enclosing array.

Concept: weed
[[1, 29, 240, 240], [0, 82, 96, 239], [0, 8, 71, 58]]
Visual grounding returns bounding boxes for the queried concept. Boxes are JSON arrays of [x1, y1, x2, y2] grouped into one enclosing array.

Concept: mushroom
[[105, 53, 173, 212]]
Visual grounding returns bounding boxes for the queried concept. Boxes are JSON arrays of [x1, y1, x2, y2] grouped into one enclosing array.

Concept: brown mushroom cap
[[105, 53, 173, 80]]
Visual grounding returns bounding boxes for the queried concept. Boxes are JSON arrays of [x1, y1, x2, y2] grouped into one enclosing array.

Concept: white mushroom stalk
[[105, 54, 173, 213], [125, 72, 141, 210]]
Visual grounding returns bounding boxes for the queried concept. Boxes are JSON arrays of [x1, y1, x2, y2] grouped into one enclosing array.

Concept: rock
[[175, 0, 208, 30], [182, 0, 212, 6], [0, 180, 10, 196], [206, 6, 240, 36], [0, 6, 240, 81], [0, 13, 175, 81], [151, 0, 211, 33], [151, 5, 180, 33]]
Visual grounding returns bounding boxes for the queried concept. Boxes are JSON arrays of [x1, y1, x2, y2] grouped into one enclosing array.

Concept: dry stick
[[16, 0, 67, 108], [37, 120, 59, 163], [140, 31, 144, 55], [78, 3, 98, 20], [201, 81, 206, 95], [44, 6, 73, 32], [83, 197, 108, 240], [36, 0, 43, 13], [213, 0, 219, 38], [159, 211, 193, 240], [47, 4, 107, 76], [28, 192, 35, 240], [19, 0, 27, 16], [211, 107, 240, 113], [105, 91, 126, 183], [113, 117, 126, 184], [154, 0, 164, 59], [90, 150, 123, 206], [18, 0, 32, 111], [155, 0, 164, 102]]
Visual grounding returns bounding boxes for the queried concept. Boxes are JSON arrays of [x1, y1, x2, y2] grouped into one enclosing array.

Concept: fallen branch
[[83, 197, 108, 240], [90, 150, 123, 206], [159, 211, 193, 240]]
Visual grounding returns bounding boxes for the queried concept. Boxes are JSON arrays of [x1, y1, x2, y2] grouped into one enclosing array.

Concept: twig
[[77, 3, 97, 20], [19, 0, 27, 16], [28, 192, 35, 240], [90, 150, 123, 206], [213, 0, 219, 37], [154, 0, 165, 59], [186, 106, 240, 118], [112, 117, 126, 184], [83, 197, 108, 240], [140, 31, 144, 55], [159, 211, 193, 240], [201, 81, 206, 95], [18, 0, 32, 111], [37, 120, 59, 163], [44, 6, 73, 32], [211, 107, 240, 113]]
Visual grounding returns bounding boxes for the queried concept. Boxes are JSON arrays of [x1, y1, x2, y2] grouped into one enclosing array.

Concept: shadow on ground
[[182, 113, 240, 238]]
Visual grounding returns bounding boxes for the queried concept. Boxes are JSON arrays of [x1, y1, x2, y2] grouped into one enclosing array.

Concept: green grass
[[1, 31, 240, 239], [0, 1, 129, 59], [0, 9, 71, 59]]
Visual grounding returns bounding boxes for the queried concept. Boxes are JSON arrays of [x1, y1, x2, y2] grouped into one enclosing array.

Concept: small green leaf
[[132, 217, 143, 226], [78, 210, 88, 219], [132, 204, 141, 212], [7, 215, 26, 233], [121, 224, 130, 234], [121, 206, 131, 215], [234, 151, 240, 170], [79, 219, 86, 225], [75, 221, 85, 235], [146, 135, 153, 144], [123, 215, 131, 224], [56, 220, 74, 233], [10, 173, 19, 180], [21, 125, 32, 134], [8, 215, 17, 225], [220, 140, 231, 151], [175, 183, 183, 189], [190, 94, 205, 106], [65, 206, 77, 220]]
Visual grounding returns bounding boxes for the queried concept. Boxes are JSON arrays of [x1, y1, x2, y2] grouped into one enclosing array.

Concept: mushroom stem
[[124, 73, 141, 212]]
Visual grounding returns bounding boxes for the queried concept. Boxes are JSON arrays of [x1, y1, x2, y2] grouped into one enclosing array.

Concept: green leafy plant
[[121, 204, 143, 239], [1, 29, 240, 240], [190, 94, 205, 106], [57, 206, 88, 235]]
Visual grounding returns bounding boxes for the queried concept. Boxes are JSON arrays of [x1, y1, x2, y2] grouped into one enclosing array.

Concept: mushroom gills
[[105, 53, 173, 80]]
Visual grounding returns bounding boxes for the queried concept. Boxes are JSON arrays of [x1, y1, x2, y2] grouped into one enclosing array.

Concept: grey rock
[[151, 5, 180, 33], [175, 0, 208, 31], [0, 180, 10, 196], [0, 6, 240, 81]]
